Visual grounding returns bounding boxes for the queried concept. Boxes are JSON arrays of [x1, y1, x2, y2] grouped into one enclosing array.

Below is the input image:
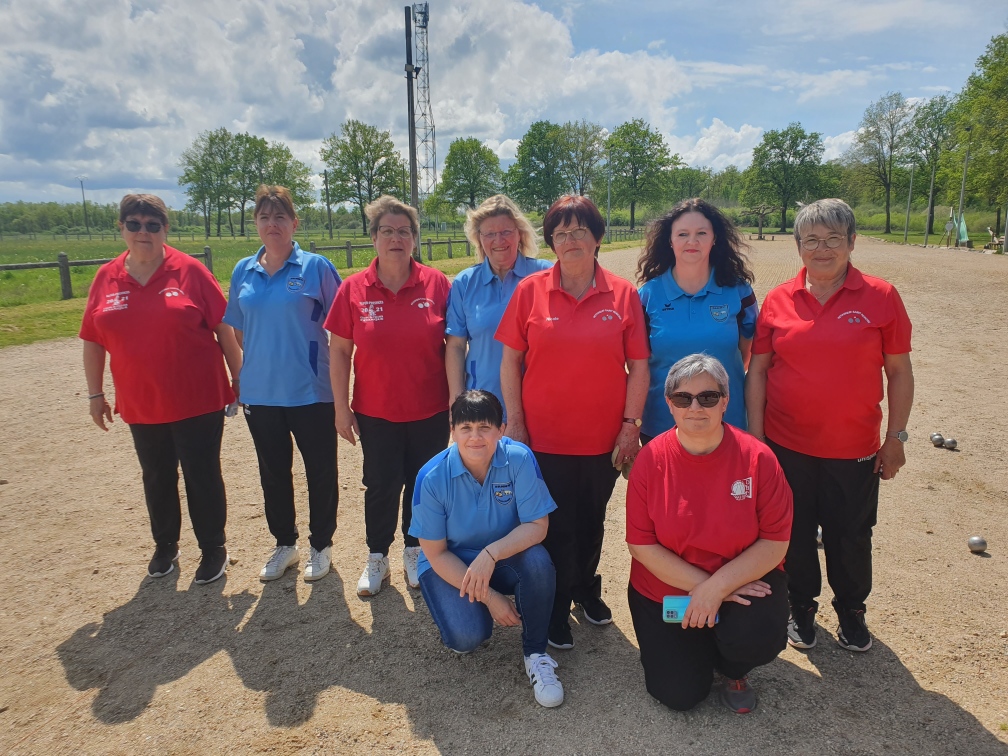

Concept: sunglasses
[[668, 390, 724, 408], [124, 220, 163, 233]]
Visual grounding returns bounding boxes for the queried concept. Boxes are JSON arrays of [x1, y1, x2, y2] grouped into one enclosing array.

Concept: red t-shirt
[[495, 263, 650, 455], [324, 258, 449, 422], [626, 424, 793, 602], [752, 265, 912, 459], [78, 246, 234, 425]]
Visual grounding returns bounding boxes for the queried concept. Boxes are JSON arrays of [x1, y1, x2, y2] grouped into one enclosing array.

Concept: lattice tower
[[412, 3, 437, 201]]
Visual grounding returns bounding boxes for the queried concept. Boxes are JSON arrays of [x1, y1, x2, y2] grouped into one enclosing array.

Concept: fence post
[[310, 241, 316, 254], [58, 252, 73, 300], [427, 239, 433, 261], [447, 239, 453, 259], [346, 241, 353, 268], [466, 240, 472, 256], [203, 245, 213, 274]]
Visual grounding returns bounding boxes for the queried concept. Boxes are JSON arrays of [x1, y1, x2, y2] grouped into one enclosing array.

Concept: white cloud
[[761, 0, 969, 37], [823, 130, 857, 160], [667, 119, 764, 170], [484, 138, 521, 161]]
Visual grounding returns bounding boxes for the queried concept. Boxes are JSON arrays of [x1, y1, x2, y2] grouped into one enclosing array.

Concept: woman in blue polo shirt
[[409, 390, 564, 709], [637, 198, 757, 442], [224, 185, 342, 583], [445, 195, 551, 414]]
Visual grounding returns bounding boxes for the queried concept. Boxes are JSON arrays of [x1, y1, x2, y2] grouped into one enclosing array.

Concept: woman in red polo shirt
[[746, 198, 914, 654], [325, 195, 450, 598], [80, 194, 241, 585], [496, 195, 649, 650], [626, 353, 792, 714]]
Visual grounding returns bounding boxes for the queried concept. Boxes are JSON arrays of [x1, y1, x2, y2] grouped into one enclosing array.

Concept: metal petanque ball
[[943, 438, 958, 450], [931, 433, 945, 447], [968, 536, 988, 554]]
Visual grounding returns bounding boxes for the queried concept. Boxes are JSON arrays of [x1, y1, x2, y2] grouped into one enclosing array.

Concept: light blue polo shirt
[[224, 243, 341, 406], [446, 254, 553, 415], [638, 269, 758, 436], [408, 436, 557, 578]]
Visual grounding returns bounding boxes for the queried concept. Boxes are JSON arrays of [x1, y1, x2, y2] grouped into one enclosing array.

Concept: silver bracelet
[[87, 392, 105, 400]]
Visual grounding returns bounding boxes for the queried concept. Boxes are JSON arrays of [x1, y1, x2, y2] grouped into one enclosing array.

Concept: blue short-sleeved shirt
[[639, 269, 758, 436], [408, 436, 557, 577], [224, 243, 341, 406], [445, 254, 553, 414]]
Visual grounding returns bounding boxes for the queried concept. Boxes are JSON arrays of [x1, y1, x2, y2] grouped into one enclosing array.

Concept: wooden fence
[[310, 237, 472, 267]]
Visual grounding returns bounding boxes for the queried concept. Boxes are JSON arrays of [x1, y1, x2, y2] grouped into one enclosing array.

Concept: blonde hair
[[365, 196, 419, 238], [464, 194, 540, 263]]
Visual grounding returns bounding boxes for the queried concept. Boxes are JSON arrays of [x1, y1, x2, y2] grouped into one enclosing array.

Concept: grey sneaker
[[260, 545, 299, 581], [403, 546, 421, 589], [356, 553, 390, 597], [304, 545, 331, 582], [525, 653, 564, 708], [720, 676, 756, 714]]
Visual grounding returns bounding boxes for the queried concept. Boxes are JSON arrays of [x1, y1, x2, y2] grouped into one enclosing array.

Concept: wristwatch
[[886, 430, 909, 443], [623, 417, 642, 427]]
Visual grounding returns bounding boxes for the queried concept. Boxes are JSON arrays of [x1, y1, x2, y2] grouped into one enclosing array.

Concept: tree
[[668, 166, 711, 203], [708, 166, 744, 206], [908, 94, 955, 236], [178, 127, 236, 237], [439, 137, 501, 209], [742, 123, 823, 232], [510, 121, 567, 214], [320, 120, 403, 233], [231, 133, 270, 236], [262, 141, 314, 209], [606, 119, 677, 229], [559, 119, 605, 196], [846, 92, 915, 233]]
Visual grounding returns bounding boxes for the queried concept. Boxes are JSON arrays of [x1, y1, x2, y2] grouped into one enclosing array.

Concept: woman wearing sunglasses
[[626, 353, 793, 714], [80, 194, 241, 585], [223, 185, 341, 583], [325, 195, 450, 598], [636, 198, 757, 443], [445, 195, 551, 416], [747, 199, 914, 655], [497, 195, 649, 650]]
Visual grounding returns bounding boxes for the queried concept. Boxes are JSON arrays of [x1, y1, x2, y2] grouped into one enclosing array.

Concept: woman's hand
[[684, 577, 729, 628], [504, 417, 530, 445], [724, 579, 773, 606], [875, 437, 906, 480], [460, 548, 496, 603], [485, 590, 521, 626], [335, 403, 359, 445], [613, 423, 641, 467], [89, 396, 113, 431]]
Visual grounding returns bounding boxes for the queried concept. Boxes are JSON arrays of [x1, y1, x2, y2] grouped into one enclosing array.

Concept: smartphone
[[663, 595, 718, 624]]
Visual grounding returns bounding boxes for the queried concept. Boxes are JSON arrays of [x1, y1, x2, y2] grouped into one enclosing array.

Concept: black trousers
[[768, 439, 880, 614], [534, 452, 620, 630], [356, 410, 449, 556], [244, 402, 339, 552], [129, 409, 227, 552], [628, 569, 789, 711]]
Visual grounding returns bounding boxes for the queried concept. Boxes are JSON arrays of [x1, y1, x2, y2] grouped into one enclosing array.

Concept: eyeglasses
[[552, 228, 590, 245], [124, 220, 163, 233], [668, 390, 724, 409], [479, 229, 516, 241], [800, 235, 846, 251], [377, 225, 414, 240]]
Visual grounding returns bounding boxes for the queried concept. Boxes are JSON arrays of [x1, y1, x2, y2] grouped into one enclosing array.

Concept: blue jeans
[[418, 544, 555, 657]]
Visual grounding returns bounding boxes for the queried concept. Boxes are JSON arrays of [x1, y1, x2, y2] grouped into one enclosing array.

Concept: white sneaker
[[403, 546, 421, 589], [524, 653, 564, 708], [260, 545, 299, 581], [356, 553, 390, 597], [304, 545, 332, 582]]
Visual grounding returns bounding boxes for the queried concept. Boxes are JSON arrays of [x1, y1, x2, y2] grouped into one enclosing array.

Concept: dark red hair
[[542, 195, 606, 251]]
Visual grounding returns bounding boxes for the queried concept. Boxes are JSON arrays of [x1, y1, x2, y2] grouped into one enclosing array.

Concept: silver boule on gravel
[[931, 434, 945, 447], [968, 536, 987, 554], [943, 438, 957, 450]]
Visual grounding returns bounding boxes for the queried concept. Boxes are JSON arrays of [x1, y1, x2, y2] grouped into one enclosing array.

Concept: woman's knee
[[439, 619, 492, 654], [645, 675, 709, 712]]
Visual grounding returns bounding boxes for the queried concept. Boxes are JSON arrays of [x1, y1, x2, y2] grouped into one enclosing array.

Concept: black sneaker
[[787, 605, 817, 649], [579, 595, 613, 626], [147, 543, 179, 578], [547, 621, 574, 650], [836, 608, 872, 652], [719, 676, 756, 714], [194, 546, 228, 585]]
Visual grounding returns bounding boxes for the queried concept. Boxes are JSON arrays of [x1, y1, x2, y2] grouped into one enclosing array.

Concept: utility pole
[[956, 126, 972, 247], [404, 6, 420, 259], [77, 176, 90, 233], [902, 162, 915, 244], [323, 170, 333, 240]]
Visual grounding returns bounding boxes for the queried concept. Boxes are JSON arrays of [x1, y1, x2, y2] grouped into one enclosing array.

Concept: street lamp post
[[902, 162, 915, 244], [955, 126, 972, 247], [77, 176, 90, 234], [599, 128, 611, 244]]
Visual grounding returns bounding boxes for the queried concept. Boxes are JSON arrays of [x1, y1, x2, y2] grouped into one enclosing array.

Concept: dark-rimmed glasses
[[124, 220, 163, 233], [668, 390, 724, 409]]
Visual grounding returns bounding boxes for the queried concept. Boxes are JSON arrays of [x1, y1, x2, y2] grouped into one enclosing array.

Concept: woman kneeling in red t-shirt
[[625, 353, 793, 714]]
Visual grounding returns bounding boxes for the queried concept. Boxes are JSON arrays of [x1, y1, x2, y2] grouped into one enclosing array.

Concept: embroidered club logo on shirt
[[412, 297, 434, 309], [730, 477, 753, 501], [287, 276, 305, 292], [709, 304, 729, 322], [160, 287, 185, 298], [838, 309, 871, 324], [358, 300, 384, 322], [593, 308, 622, 322], [102, 290, 130, 312], [492, 482, 514, 505]]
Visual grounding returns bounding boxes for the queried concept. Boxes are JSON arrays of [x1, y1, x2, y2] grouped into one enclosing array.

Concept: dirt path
[[1, 236, 1006, 755]]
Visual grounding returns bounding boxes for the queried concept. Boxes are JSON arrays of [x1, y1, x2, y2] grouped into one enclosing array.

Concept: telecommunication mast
[[412, 3, 437, 202]]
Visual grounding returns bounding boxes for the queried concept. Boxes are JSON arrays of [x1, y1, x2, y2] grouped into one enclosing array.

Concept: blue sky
[[0, 0, 1004, 209]]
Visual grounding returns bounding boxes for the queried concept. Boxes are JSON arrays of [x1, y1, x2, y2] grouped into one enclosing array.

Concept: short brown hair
[[365, 195, 419, 238], [119, 194, 169, 226], [464, 194, 540, 263], [253, 185, 297, 220], [542, 195, 605, 251]]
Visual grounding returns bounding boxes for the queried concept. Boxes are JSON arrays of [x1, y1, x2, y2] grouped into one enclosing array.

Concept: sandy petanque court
[[0, 236, 1006, 754]]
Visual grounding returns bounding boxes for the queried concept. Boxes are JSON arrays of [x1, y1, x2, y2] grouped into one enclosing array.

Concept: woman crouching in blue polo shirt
[[409, 390, 564, 708]]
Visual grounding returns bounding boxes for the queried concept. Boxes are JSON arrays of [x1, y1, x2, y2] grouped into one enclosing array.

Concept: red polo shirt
[[495, 263, 649, 456], [626, 424, 793, 602], [752, 264, 912, 459], [79, 246, 234, 425], [324, 258, 449, 422]]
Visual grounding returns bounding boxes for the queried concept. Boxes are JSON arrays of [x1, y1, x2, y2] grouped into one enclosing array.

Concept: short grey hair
[[664, 353, 730, 399], [464, 194, 540, 264], [793, 198, 856, 245]]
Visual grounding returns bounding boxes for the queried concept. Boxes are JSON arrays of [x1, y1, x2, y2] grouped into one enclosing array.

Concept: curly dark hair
[[637, 198, 753, 287]]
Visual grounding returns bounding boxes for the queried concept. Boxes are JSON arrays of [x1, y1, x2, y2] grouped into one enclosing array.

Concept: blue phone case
[[663, 595, 718, 624]]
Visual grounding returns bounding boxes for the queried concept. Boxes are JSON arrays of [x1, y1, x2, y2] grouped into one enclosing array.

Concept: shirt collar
[[547, 260, 611, 295], [362, 257, 422, 292], [244, 242, 304, 273], [660, 267, 720, 301], [476, 253, 541, 286], [112, 245, 179, 282], [446, 438, 510, 479], [791, 262, 863, 296]]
